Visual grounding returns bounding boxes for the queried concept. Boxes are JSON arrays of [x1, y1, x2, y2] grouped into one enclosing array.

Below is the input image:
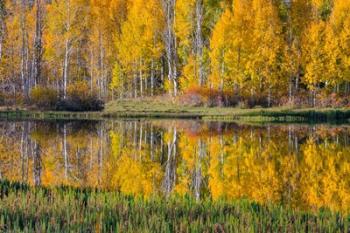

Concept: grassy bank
[[0, 110, 103, 121], [104, 99, 350, 123], [0, 180, 348, 232], [1, 99, 350, 122]]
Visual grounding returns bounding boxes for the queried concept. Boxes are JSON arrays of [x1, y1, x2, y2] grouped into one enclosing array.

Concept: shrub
[[179, 87, 239, 107], [56, 97, 104, 112], [56, 81, 104, 111], [30, 86, 58, 110], [245, 95, 269, 108], [67, 81, 91, 102], [317, 92, 349, 108], [0, 91, 5, 106]]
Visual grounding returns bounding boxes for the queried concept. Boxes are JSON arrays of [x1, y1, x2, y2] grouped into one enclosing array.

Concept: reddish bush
[[179, 87, 239, 107], [278, 90, 310, 108], [317, 92, 349, 108]]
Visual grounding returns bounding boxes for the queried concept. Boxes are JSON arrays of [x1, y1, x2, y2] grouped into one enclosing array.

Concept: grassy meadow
[[104, 99, 350, 123], [0, 98, 349, 123]]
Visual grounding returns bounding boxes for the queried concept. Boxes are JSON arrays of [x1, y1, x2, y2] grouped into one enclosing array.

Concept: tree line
[[0, 0, 349, 107]]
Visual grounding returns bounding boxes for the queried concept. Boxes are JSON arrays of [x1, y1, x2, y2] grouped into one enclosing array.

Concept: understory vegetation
[[179, 87, 350, 108], [0, 180, 348, 233], [30, 83, 104, 111]]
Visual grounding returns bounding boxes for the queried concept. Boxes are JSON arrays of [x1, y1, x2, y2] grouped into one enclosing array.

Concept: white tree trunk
[[195, 0, 204, 86], [151, 59, 155, 96], [33, 0, 43, 87], [162, 0, 178, 97], [63, 40, 70, 99]]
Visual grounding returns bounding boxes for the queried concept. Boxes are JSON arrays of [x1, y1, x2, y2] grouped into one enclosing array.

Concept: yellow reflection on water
[[0, 121, 350, 213]]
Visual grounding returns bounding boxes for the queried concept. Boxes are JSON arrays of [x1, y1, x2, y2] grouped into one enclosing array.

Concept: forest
[[0, 0, 350, 110]]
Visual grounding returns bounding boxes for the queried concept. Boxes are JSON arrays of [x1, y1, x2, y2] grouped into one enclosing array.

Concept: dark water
[[0, 119, 350, 213]]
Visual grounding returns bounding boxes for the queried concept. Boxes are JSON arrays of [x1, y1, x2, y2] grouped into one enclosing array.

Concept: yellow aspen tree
[[209, 8, 233, 90], [114, 0, 164, 98], [89, 0, 112, 98], [327, 0, 350, 92], [302, 21, 328, 105], [281, 0, 314, 102], [1, 1, 21, 87], [175, 0, 197, 89], [246, 0, 283, 106], [1, 1, 37, 103], [90, 0, 128, 100], [177, 0, 225, 90], [45, 0, 89, 98], [224, 0, 253, 96]]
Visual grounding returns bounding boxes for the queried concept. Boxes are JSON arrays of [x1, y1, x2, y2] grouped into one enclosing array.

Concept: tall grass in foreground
[[0, 180, 348, 233]]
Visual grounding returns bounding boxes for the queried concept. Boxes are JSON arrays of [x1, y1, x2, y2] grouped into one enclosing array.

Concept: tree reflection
[[0, 120, 350, 213]]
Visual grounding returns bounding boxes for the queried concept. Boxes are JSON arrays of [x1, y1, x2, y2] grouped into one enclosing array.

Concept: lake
[[0, 119, 349, 214]]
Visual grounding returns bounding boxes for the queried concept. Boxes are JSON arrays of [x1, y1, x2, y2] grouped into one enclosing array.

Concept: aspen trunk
[[195, 0, 204, 86], [63, 40, 69, 99], [288, 76, 293, 103], [134, 68, 138, 98], [63, 0, 71, 99], [151, 60, 155, 96], [33, 0, 43, 87], [98, 31, 105, 99], [140, 59, 143, 98], [268, 86, 272, 107], [0, 3, 3, 60], [20, 0, 30, 101], [162, 0, 178, 97], [90, 47, 94, 94]]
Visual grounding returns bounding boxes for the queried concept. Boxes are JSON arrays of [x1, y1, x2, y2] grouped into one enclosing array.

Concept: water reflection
[[0, 120, 350, 213]]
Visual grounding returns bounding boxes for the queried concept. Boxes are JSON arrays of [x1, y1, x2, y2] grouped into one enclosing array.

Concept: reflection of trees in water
[[33, 141, 41, 186], [1, 120, 350, 212], [0, 120, 102, 187], [163, 127, 177, 197]]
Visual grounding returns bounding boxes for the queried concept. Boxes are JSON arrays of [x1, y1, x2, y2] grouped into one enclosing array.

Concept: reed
[[0, 180, 348, 232]]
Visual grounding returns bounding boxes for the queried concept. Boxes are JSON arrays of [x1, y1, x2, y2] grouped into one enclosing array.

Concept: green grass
[[1, 98, 350, 122], [104, 99, 350, 123], [0, 110, 103, 121], [0, 180, 348, 233]]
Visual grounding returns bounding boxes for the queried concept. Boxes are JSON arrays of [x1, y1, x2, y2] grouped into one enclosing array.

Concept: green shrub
[[30, 86, 58, 110]]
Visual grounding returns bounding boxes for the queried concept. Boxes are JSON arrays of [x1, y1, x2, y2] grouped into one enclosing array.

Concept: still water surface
[[0, 120, 350, 213]]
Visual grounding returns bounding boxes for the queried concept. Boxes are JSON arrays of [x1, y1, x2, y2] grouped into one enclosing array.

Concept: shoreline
[[0, 106, 350, 123]]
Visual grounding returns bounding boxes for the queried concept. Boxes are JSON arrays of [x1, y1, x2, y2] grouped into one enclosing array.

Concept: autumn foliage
[[1, 0, 350, 108]]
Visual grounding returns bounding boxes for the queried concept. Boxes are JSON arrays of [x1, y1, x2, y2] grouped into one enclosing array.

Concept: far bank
[[0, 99, 350, 123]]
